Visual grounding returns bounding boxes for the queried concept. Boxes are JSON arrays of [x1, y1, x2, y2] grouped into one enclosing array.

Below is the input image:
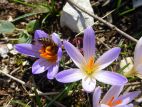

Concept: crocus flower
[[120, 37, 142, 79], [55, 26, 127, 92], [15, 30, 62, 79], [93, 85, 140, 107]]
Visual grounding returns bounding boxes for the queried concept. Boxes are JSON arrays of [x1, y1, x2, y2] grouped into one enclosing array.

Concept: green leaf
[[11, 99, 31, 107], [117, 0, 122, 8], [18, 32, 32, 43], [34, 88, 42, 107], [119, 8, 135, 16], [0, 20, 15, 33], [26, 20, 40, 33]]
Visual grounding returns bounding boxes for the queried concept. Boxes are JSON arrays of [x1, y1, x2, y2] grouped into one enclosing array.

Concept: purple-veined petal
[[34, 30, 48, 41], [116, 104, 133, 107], [15, 44, 41, 58], [95, 47, 121, 70], [63, 41, 86, 68], [116, 91, 140, 106], [57, 47, 62, 62], [56, 69, 83, 83], [93, 86, 102, 107], [82, 77, 96, 92], [101, 85, 124, 104], [47, 63, 59, 79], [134, 37, 142, 67], [83, 26, 96, 62], [32, 58, 53, 74], [52, 33, 62, 46], [95, 70, 128, 85]]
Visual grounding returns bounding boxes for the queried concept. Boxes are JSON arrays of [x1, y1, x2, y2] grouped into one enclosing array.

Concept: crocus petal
[[32, 58, 53, 74], [82, 77, 96, 92], [15, 44, 40, 58], [95, 71, 128, 85], [63, 41, 86, 68], [93, 86, 102, 107], [57, 47, 62, 62], [116, 91, 140, 105], [100, 104, 109, 107], [136, 64, 142, 75], [55, 69, 83, 83], [47, 63, 59, 79], [101, 85, 124, 104], [134, 37, 142, 67], [52, 33, 62, 46], [95, 47, 121, 70], [34, 30, 48, 41], [83, 26, 96, 61], [116, 104, 133, 107]]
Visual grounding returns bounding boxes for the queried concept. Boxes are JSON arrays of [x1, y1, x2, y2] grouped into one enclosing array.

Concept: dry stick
[[67, 0, 138, 43], [0, 70, 59, 96]]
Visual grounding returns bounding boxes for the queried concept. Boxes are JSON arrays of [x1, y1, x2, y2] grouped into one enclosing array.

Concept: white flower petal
[[82, 77, 96, 93]]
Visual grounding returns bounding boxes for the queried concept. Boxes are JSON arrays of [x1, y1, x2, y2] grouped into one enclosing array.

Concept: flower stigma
[[85, 56, 99, 75], [106, 96, 122, 107]]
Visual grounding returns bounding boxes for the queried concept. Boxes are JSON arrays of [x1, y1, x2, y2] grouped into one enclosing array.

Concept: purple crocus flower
[[15, 30, 62, 79], [93, 85, 140, 107], [55, 26, 127, 92]]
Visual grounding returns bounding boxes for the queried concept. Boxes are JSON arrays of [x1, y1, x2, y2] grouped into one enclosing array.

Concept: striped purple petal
[[95, 70, 128, 85], [101, 85, 124, 104], [116, 104, 133, 107], [34, 30, 48, 41], [116, 91, 140, 105], [93, 86, 102, 107], [32, 58, 53, 74], [63, 41, 86, 68], [57, 47, 62, 62], [47, 63, 59, 79], [52, 33, 62, 46], [15, 44, 41, 58], [95, 47, 121, 70], [83, 26, 96, 62], [55, 69, 83, 83]]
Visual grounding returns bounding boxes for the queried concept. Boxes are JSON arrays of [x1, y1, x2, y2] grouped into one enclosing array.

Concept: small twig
[[10, 67, 20, 75], [96, 37, 110, 49], [67, 0, 138, 43], [29, 92, 59, 97], [0, 70, 25, 85]]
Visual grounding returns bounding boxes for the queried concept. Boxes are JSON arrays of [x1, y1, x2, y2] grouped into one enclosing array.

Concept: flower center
[[85, 56, 99, 75], [106, 96, 122, 107], [39, 45, 58, 62]]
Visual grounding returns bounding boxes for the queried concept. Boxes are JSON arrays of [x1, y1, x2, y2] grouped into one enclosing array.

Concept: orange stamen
[[107, 96, 122, 107], [39, 46, 57, 62], [86, 56, 95, 74]]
